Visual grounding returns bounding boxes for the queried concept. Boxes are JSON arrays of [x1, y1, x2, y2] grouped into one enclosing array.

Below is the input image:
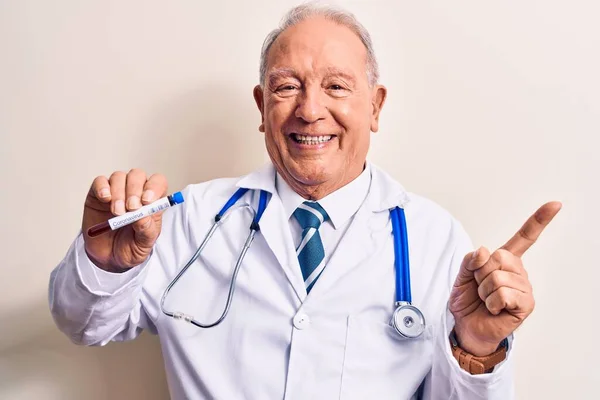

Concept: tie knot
[[293, 201, 329, 230]]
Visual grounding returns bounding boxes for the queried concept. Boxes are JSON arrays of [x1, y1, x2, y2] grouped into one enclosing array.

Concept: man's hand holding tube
[[82, 169, 169, 272], [449, 202, 562, 357]]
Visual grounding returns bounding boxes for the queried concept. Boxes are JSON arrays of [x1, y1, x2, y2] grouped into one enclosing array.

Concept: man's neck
[[283, 163, 365, 200]]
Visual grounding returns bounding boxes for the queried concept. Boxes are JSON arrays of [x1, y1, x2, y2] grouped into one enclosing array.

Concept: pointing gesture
[[449, 202, 562, 356], [500, 201, 563, 257]]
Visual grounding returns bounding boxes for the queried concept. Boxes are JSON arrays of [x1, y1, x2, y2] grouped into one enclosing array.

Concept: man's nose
[[295, 86, 327, 123]]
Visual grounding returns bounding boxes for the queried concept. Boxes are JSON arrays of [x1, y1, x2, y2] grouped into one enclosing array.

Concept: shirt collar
[[234, 161, 410, 215], [276, 164, 372, 230]]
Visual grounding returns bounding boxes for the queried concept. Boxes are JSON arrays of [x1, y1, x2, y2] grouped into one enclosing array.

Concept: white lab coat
[[49, 163, 514, 399]]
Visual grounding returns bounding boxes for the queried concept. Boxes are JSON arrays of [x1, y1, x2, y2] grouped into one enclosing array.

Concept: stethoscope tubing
[[160, 188, 421, 336], [160, 188, 268, 328], [390, 207, 412, 304]]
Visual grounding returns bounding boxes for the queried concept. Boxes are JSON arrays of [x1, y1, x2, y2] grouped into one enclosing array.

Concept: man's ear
[[253, 85, 265, 132], [370, 85, 387, 133]]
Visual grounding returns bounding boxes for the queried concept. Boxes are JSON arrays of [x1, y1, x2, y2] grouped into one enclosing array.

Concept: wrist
[[449, 329, 508, 375], [453, 324, 501, 357], [84, 248, 124, 274]]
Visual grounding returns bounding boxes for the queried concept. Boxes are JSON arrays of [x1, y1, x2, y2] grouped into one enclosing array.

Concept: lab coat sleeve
[[48, 233, 155, 345], [420, 218, 516, 399], [48, 184, 194, 346]]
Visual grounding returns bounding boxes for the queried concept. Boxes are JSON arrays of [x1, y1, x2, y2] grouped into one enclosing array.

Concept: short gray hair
[[259, 2, 379, 87]]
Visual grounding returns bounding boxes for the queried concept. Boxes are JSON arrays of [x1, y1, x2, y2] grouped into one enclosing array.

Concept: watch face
[[392, 305, 426, 338]]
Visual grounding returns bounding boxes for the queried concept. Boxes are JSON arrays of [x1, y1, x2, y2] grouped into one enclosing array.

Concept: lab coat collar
[[234, 161, 411, 211], [235, 162, 277, 194], [366, 163, 411, 212]]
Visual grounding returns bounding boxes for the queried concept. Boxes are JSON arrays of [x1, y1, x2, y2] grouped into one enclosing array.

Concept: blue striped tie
[[293, 201, 329, 293]]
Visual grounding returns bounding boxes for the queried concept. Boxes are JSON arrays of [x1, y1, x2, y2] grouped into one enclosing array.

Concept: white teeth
[[293, 134, 333, 144]]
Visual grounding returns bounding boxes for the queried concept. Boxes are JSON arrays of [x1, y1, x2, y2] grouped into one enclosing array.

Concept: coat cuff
[[441, 305, 515, 387], [74, 233, 150, 296]]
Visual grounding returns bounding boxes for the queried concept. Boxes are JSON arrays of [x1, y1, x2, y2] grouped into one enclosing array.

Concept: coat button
[[293, 312, 311, 330]]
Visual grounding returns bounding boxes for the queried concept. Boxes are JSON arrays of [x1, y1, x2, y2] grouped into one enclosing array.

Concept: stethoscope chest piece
[[391, 303, 426, 339]]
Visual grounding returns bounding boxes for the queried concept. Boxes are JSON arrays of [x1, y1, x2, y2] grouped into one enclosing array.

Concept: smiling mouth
[[291, 133, 335, 144]]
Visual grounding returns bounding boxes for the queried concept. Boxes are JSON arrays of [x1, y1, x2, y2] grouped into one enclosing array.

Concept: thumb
[[131, 215, 162, 250], [453, 246, 491, 287]]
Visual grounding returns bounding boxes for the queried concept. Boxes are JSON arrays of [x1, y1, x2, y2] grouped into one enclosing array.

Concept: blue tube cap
[[171, 191, 184, 205]]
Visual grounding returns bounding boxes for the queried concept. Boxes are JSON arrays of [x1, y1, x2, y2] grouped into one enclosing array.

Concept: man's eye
[[330, 84, 344, 90], [278, 85, 297, 91]]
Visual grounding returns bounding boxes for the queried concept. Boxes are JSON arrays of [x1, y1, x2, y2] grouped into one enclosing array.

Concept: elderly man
[[49, 4, 560, 399]]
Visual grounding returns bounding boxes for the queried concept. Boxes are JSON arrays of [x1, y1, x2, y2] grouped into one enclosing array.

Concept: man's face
[[254, 17, 386, 199]]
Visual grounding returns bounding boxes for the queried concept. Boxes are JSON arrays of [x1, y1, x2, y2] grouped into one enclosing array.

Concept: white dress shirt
[[49, 162, 515, 399], [276, 164, 371, 267]]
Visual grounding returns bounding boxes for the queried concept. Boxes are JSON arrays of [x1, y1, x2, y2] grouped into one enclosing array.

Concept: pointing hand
[[449, 202, 562, 356]]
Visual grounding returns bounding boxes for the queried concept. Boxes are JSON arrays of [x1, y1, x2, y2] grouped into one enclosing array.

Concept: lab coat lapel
[[256, 193, 307, 302], [235, 164, 307, 302], [307, 204, 376, 298], [304, 164, 411, 300]]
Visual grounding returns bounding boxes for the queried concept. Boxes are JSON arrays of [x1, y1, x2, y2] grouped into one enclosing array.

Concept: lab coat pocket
[[340, 315, 435, 400]]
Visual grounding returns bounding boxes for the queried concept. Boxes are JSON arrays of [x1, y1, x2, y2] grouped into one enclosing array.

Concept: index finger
[[501, 201, 562, 257]]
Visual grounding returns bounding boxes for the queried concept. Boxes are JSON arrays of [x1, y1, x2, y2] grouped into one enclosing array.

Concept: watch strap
[[449, 330, 508, 375]]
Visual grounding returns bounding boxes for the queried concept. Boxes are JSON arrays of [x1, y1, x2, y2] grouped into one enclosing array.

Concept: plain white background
[[1, 0, 598, 398]]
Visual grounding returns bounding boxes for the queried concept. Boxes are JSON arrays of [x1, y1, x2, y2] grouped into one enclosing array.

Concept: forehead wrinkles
[[268, 66, 357, 87], [266, 19, 368, 82]]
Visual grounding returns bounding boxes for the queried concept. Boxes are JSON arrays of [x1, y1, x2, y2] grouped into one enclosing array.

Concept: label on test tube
[[108, 197, 171, 230]]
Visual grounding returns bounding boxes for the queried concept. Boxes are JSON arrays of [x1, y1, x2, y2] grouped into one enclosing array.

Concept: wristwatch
[[449, 329, 508, 375]]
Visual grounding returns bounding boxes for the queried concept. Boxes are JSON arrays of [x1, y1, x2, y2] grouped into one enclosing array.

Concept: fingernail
[[472, 247, 480, 259], [99, 188, 110, 198], [114, 200, 126, 215], [127, 196, 141, 210], [142, 190, 155, 203]]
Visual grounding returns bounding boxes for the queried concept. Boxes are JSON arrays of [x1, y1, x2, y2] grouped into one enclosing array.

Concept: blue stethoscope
[[160, 188, 426, 339]]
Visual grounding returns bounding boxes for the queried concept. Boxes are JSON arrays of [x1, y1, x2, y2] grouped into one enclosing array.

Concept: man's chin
[[286, 161, 331, 185]]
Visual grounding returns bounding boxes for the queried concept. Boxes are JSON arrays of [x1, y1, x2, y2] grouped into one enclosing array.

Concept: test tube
[[87, 192, 184, 237]]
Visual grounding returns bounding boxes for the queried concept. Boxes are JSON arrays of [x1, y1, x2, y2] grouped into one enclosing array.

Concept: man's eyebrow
[[266, 67, 358, 85], [323, 67, 356, 83], [267, 68, 297, 85]]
